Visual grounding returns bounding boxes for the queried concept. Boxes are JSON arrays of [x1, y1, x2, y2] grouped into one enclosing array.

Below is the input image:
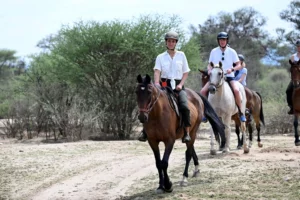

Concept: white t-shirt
[[208, 46, 239, 78], [292, 53, 300, 62], [153, 51, 190, 80]]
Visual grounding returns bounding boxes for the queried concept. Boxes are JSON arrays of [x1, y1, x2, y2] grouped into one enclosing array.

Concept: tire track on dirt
[[30, 147, 185, 200]]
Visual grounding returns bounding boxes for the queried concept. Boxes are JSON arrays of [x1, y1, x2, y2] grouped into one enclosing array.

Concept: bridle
[[209, 66, 225, 89], [138, 84, 161, 114]]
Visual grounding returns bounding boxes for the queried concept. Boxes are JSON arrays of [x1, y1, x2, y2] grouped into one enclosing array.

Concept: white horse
[[208, 62, 249, 154]]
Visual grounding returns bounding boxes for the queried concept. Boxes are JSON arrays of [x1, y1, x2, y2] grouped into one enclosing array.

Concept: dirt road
[[1, 132, 300, 200]]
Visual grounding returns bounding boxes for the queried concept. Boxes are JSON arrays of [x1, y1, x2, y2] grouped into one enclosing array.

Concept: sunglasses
[[222, 52, 225, 61]]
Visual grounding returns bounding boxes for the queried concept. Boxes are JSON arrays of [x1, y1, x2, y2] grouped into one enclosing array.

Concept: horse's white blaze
[[208, 65, 249, 154]]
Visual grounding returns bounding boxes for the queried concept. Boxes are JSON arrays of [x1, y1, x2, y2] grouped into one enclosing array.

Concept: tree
[[29, 14, 186, 139]]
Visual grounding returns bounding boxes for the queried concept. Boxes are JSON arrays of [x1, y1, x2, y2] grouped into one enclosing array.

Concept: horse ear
[[199, 69, 205, 74], [145, 74, 151, 84], [137, 74, 143, 83], [219, 61, 222, 68], [210, 62, 214, 68], [289, 59, 293, 65]]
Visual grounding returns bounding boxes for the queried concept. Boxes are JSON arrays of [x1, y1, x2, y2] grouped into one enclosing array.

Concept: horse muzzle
[[138, 112, 149, 123], [208, 85, 216, 94]]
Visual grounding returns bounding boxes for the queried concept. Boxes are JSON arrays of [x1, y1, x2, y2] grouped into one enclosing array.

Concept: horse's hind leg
[[247, 122, 253, 148], [180, 144, 197, 186], [235, 123, 242, 149], [191, 147, 200, 178], [255, 121, 263, 147]]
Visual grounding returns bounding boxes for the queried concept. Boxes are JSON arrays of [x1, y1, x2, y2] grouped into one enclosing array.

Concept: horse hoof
[[295, 142, 300, 146], [258, 143, 263, 148], [180, 180, 188, 187], [192, 169, 200, 178], [156, 187, 165, 194], [164, 182, 173, 193], [244, 148, 250, 154], [237, 146, 242, 150], [210, 149, 217, 155], [219, 147, 225, 151]]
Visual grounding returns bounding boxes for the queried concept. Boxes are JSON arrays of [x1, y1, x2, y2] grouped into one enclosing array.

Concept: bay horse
[[204, 62, 249, 154], [289, 59, 300, 146], [136, 74, 225, 193], [199, 68, 265, 148]]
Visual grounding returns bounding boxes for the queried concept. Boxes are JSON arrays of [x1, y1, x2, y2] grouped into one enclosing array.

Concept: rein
[[139, 84, 161, 114]]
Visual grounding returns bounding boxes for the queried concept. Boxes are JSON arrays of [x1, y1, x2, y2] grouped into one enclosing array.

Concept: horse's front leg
[[241, 122, 250, 154], [161, 140, 175, 192], [148, 140, 164, 194], [255, 119, 263, 147], [223, 117, 232, 153], [294, 115, 300, 146]]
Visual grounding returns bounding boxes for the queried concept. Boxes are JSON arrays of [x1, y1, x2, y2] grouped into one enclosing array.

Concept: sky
[[0, 0, 294, 58]]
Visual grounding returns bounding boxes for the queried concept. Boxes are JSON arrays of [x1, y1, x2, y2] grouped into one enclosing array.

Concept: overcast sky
[[0, 0, 294, 58]]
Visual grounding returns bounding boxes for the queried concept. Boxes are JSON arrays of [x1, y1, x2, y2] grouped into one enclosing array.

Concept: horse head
[[136, 74, 160, 123], [199, 69, 209, 87], [289, 59, 300, 88], [208, 62, 225, 94]]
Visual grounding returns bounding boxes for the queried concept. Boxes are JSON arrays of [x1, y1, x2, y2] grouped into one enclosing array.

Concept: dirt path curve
[[30, 142, 186, 200]]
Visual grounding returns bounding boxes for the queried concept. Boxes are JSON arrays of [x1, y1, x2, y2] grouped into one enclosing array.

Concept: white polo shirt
[[292, 53, 300, 62], [153, 51, 190, 80], [208, 46, 239, 78]]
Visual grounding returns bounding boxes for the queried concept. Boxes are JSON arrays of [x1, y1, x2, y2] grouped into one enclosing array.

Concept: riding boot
[[182, 129, 191, 143], [138, 129, 147, 142]]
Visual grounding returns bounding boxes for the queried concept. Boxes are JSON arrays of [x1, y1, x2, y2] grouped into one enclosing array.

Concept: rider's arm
[[237, 73, 246, 83], [179, 72, 189, 86], [154, 69, 161, 85]]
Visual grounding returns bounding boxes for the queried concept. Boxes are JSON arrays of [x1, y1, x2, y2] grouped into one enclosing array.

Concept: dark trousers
[[286, 81, 293, 107], [176, 89, 191, 127]]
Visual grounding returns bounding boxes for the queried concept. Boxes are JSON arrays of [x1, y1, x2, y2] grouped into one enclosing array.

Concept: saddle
[[164, 86, 180, 117]]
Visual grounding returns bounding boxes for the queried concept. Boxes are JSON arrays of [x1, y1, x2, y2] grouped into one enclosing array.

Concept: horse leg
[[161, 141, 174, 193], [255, 120, 263, 148], [191, 147, 200, 178], [294, 116, 300, 146], [235, 123, 242, 149], [210, 126, 217, 155], [148, 140, 165, 194], [223, 117, 232, 153], [180, 144, 198, 186], [247, 122, 253, 148], [241, 122, 250, 154]]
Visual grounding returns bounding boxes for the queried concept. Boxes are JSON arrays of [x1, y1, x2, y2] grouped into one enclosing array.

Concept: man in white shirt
[[138, 31, 192, 143], [200, 32, 246, 122]]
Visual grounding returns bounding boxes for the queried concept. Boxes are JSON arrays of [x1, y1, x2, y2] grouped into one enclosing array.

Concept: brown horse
[[199, 69, 265, 148], [136, 74, 225, 193], [289, 59, 300, 146]]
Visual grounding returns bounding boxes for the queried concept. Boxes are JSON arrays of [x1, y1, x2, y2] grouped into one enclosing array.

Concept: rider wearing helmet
[[138, 31, 192, 143], [286, 39, 300, 114], [200, 31, 246, 122], [234, 54, 247, 86]]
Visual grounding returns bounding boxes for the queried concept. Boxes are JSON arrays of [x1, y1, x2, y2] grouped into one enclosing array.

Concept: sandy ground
[[1, 128, 300, 200]]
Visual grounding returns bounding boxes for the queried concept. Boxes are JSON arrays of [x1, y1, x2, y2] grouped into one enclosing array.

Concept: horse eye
[[218, 72, 222, 76]]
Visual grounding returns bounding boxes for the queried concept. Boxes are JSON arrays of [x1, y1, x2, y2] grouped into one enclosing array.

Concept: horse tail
[[256, 91, 265, 126], [197, 92, 226, 148]]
